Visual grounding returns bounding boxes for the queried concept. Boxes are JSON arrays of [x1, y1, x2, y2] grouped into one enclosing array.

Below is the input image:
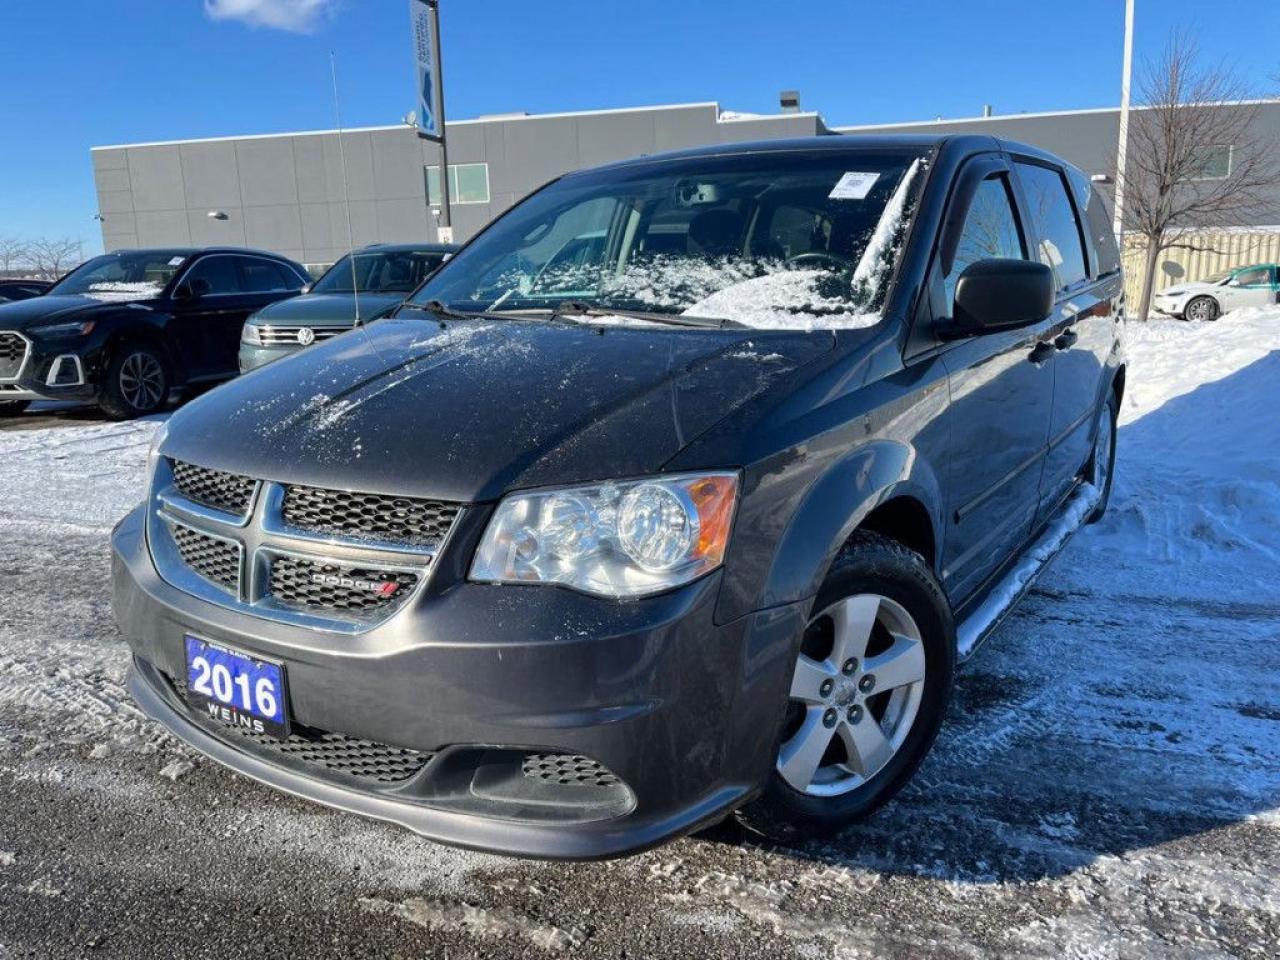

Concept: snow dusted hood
[[1158, 281, 1218, 297], [161, 315, 838, 502], [251, 292, 404, 327], [0, 294, 153, 331]]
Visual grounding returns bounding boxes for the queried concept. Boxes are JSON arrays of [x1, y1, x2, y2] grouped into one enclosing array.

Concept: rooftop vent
[[779, 90, 801, 114]]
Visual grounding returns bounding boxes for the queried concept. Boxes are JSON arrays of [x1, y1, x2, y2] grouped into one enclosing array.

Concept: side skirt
[[954, 480, 1101, 662]]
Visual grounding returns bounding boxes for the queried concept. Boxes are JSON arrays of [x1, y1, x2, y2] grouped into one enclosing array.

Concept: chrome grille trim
[[147, 457, 462, 633], [0, 331, 32, 382], [256, 325, 347, 345]]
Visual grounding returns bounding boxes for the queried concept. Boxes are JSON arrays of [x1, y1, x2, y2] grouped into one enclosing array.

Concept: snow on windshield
[[82, 281, 164, 303], [528, 158, 924, 331]]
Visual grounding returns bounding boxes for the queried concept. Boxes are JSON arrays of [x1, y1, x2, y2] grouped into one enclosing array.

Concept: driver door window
[[183, 256, 244, 296], [945, 176, 1027, 309]]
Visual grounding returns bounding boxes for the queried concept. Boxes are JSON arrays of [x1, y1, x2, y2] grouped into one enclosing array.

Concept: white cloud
[[203, 0, 334, 33]]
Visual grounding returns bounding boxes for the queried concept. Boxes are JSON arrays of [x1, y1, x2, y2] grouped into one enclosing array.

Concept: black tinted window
[[241, 259, 297, 292], [1016, 162, 1088, 291], [184, 256, 243, 295], [947, 176, 1026, 308]]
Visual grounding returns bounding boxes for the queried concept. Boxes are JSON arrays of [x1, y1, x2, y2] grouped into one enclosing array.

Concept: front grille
[[257, 325, 346, 346], [281, 484, 459, 548], [170, 675, 430, 784], [0, 332, 27, 380], [171, 460, 256, 516], [522, 754, 621, 788], [172, 524, 240, 593], [268, 555, 417, 615]]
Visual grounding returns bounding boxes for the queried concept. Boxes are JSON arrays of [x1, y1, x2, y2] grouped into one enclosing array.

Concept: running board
[[955, 482, 1101, 662]]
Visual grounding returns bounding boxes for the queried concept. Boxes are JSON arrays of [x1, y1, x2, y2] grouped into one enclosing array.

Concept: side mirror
[[946, 259, 1054, 336]]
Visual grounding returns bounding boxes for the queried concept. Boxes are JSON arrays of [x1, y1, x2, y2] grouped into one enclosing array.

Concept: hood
[[1159, 281, 1217, 297], [0, 294, 149, 331], [252, 292, 404, 327], [162, 316, 837, 502]]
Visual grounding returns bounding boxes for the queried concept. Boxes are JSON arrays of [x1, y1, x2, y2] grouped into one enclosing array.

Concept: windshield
[[410, 150, 927, 330], [313, 250, 448, 295], [1205, 270, 1231, 284], [49, 251, 188, 301]]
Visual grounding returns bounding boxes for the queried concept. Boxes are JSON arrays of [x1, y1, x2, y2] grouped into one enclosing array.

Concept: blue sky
[[1, 0, 1277, 256]]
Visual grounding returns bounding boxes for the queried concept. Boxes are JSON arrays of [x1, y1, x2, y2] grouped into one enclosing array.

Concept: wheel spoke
[[777, 709, 835, 792], [838, 714, 893, 779], [862, 634, 926, 692], [789, 654, 836, 704], [828, 594, 881, 667]]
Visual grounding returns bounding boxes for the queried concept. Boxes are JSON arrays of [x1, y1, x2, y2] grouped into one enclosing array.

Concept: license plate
[[184, 635, 290, 739]]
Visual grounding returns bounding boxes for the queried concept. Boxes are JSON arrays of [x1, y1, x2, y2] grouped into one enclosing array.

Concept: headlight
[[471, 472, 739, 598], [145, 419, 169, 500], [241, 322, 264, 346], [29, 319, 95, 338]]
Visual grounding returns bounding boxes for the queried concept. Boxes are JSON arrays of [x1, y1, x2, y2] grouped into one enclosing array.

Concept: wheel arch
[[743, 440, 946, 620], [98, 321, 183, 385]]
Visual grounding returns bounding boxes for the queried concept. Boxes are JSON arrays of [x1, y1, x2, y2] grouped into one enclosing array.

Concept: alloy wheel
[[1186, 297, 1217, 322], [778, 593, 927, 797], [119, 352, 165, 411]]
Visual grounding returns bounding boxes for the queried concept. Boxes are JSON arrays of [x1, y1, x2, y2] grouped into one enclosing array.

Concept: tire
[[735, 531, 954, 843], [1183, 295, 1220, 322], [0, 400, 29, 417], [98, 344, 169, 421], [1086, 391, 1118, 524]]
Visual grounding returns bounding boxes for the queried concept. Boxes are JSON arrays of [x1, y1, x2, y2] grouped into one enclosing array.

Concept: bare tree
[[1121, 34, 1280, 320], [25, 238, 82, 281], [0, 235, 28, 276]]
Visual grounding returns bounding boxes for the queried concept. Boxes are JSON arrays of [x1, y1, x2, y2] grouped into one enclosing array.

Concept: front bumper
[[239, 343, 298, 374], [0, 333, 96, 401], [111, 505, 806, 859]]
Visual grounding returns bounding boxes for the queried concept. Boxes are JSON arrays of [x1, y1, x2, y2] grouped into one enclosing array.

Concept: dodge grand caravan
[[111, 135, 1125, 859]]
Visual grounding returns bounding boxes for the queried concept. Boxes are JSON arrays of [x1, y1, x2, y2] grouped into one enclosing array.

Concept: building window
[[1189, 145, 1232, 180], [425, 163, 490, 205]]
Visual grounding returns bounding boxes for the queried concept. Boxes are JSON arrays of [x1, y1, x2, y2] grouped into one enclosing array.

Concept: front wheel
[[1184, 295, 1220, 322], [735, 531, 954, 842], [98, 345, 169, 421]]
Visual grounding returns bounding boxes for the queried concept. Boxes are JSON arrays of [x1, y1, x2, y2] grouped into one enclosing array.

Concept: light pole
[[410, 0, 451, 242], [1112, 0, 1135, 242]]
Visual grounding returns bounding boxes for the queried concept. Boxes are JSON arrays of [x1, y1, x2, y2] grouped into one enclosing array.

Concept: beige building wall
[[1121, 228, 1280, 306]]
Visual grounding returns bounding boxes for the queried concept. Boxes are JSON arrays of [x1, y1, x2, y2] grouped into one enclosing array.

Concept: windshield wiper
[[552, 301, 746, 329]]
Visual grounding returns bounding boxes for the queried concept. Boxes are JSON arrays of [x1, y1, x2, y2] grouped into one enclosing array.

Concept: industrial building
[[92, 97, 1280, 293]]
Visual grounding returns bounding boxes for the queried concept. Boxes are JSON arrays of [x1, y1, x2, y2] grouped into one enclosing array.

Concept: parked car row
[[0, 243, 455, 419]]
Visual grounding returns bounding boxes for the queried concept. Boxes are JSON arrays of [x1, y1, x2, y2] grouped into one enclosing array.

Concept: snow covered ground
[[0, 310, 1277, 958]]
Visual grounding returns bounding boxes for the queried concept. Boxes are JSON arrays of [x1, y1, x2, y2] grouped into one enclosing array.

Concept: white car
[[1153, 264, 1280, 321]]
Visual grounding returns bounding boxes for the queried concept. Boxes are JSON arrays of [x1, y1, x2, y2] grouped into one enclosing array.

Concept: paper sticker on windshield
[[168, 256, 184, 266], [829, 172, 880, 200]]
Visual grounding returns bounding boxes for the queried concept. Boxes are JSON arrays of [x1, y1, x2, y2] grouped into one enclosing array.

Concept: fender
[[93, 313, 184, 384], [717, 438, 945, 624]]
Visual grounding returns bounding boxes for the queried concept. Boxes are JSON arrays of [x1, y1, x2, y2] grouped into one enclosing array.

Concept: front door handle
[[1029, 340, 1055, 365], [1054, 328, 1078, 351]]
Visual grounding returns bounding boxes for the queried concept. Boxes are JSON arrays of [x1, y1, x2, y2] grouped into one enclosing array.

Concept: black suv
[[0, 247, 307, 419], [112, 136, 1124, 858], [0, 279, 51, 303]]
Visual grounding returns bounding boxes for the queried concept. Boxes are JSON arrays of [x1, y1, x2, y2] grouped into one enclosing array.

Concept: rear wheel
[[99, 345, 169, 421], [1184, 295, 1220, 322], [735, 532, 954, 842], [1086, 392, 1118, 524], [0, 400, 29, 417]]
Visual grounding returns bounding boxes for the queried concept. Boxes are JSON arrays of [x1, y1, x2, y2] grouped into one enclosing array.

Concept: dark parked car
[[112, 136, 1124, 858], [239, 243, 457, 372], [0, 279, 52, 303], [0, 248, 307, 419]]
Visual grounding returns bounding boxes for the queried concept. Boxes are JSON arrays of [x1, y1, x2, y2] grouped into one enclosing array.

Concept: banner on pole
[[409, 0, 442, 139]]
